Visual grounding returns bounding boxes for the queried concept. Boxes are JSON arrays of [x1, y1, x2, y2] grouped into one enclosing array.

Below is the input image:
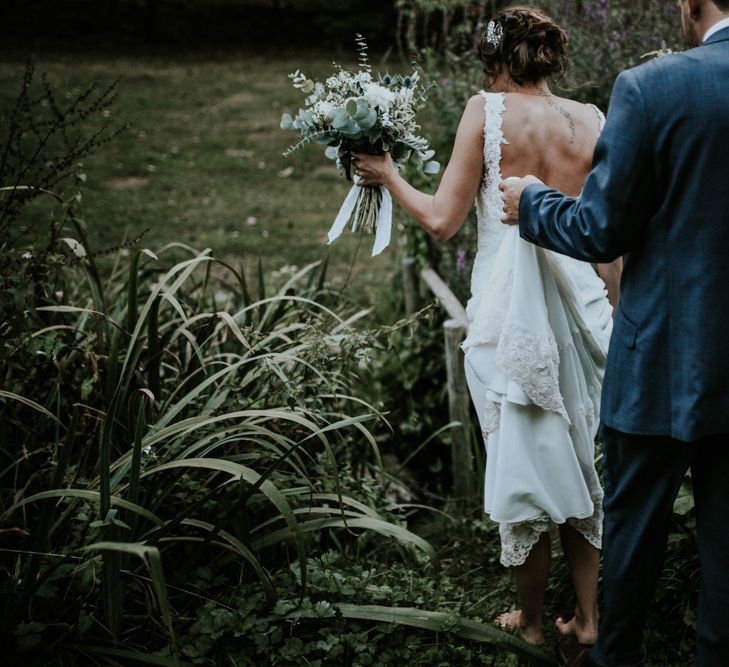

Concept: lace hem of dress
[[499, 504, 604, 568], [499, 517, 551, 568]]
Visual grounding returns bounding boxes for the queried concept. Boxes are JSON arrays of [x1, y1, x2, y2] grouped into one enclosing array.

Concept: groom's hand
[[499, 175, 543, 224]]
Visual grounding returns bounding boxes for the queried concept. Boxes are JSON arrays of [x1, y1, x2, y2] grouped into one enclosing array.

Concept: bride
[[353, 5, 621, 648]]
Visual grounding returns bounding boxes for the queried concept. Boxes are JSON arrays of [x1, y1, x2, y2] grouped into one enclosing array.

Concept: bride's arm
[[352, 94, 485, 242]]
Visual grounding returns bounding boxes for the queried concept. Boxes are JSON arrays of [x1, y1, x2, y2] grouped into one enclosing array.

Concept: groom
[[499, 1, 729, 666]]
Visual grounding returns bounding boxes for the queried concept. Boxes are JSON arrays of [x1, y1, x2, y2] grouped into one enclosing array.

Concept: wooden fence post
[[420, 268, 469, 329], [443, 318, 474, 500], [401, 256, 418, 315], [420, 267, 475, 500]]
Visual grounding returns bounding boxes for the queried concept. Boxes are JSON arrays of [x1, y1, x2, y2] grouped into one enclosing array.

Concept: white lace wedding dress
[[462, 91, 613, 567]]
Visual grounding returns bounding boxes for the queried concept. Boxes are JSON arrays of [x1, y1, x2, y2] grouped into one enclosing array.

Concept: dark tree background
[[2, 0, 398, 53]]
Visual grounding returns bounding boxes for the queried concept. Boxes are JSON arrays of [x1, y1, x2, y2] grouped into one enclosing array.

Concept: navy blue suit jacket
[[519, 27, 729, 441]]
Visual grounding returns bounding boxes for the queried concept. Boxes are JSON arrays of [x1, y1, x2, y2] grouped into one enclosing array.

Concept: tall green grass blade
[[0, 390, 65, 428], [141, 457, 307, 591], [143, 357, 255, 433], [51, 406, 79, 498], [331, 307, 373, 332], [269, 262, 321, 323], [316, 256, 329, 293], [153, 241, 202, 256], [102, 519, 124, 638], [175, 326, 207, 370], [196, 254, 213, 313], [99, 392, 123, 637], [209, 257, 246, 297], [308, 493, 383, 519], [252, 412, 379, 532], [71, 644, 186, 666], [119, 252, 213, 386], [29, 324, 78, 338], [216, 312, 252, 350], [175, 426, 308, 478], [127, 393, 147, 529], [180, 518, 274, 601], [83, 542, 178, 659], [99, 394, 118, 519], [257, 256, 266, 302], [145, 406, 316, 451], [70, 215, 108, 336], [256, 256, 268, 328], [239, 260, 251, 309], [161, 291, 188, 324], [252, 516, 437, 565], [350, 420, 386, 484], [104, 325, 122, 408], [398, 422, 458, 472], [332, 604, 556, 665], [11, 409, 81, 627], [246, 295, 345, 332], [147, 295, 162, 400], [127, 250, 141, 333], [5, 489, 164, 527], [35, 304, 115, 320], [252, 507, 366, 533], [284, 261, 319, 295]]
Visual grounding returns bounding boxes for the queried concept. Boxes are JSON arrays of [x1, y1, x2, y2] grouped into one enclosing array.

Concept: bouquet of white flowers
[[280, 36, 439, 256]]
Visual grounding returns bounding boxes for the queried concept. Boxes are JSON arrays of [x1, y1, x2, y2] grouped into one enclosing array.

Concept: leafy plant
[[0, 232, 438, 657], [0, 60, 126, 378]]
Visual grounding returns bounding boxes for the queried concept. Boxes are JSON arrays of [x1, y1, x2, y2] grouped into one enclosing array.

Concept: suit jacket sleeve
[[518, 69, 655, 262]]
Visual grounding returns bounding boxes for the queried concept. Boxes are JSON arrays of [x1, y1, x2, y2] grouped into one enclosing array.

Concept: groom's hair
[[714, 0, 729, 10], [479, 6, 568, 87]]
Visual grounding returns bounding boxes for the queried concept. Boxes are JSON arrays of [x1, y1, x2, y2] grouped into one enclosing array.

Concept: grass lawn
[[0, 50, 423, 309]]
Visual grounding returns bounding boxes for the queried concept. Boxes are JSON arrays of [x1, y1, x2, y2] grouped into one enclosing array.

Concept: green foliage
[[0, 62, 125, 371], [0, 228, 447, 661], [0, 40, 701, 666], [546, 0, 684, 109], [178, 550, 546, 666], [368, 301, 453, 489], [0, 66, 522, 665]]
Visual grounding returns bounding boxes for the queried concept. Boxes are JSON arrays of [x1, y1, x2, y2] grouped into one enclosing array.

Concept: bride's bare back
[[500, 93, 603, 197], [352, 6, 622, 309]]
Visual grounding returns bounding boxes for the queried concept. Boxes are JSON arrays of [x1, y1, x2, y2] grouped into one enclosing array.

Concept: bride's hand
[[351, 152, 397, 188]]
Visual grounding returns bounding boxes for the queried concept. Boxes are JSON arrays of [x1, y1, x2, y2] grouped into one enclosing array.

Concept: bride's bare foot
[[555, 612, 598, 646], [495, 609, 546, 646]]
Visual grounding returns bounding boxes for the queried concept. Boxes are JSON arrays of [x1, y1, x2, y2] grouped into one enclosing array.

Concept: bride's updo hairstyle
[[479, 6, 569, 87]]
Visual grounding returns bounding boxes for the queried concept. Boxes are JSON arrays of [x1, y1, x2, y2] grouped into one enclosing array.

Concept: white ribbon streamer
[[327, 182, 362, 245], [371, 186, 392, 257], [326, 179, 393, 257]]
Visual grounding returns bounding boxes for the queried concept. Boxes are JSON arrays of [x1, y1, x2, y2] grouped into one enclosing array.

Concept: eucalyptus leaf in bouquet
[[281, 35, 440, 256]]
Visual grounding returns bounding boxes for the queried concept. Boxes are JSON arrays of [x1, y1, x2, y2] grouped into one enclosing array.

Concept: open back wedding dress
[[463, 91, 613, 567]]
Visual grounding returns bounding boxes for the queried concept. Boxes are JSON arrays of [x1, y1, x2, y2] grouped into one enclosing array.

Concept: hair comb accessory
[[483, 19, 504, 55]]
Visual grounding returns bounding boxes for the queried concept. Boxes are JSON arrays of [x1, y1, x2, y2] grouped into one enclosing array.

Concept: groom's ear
[[688, 0, 701, 19]]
